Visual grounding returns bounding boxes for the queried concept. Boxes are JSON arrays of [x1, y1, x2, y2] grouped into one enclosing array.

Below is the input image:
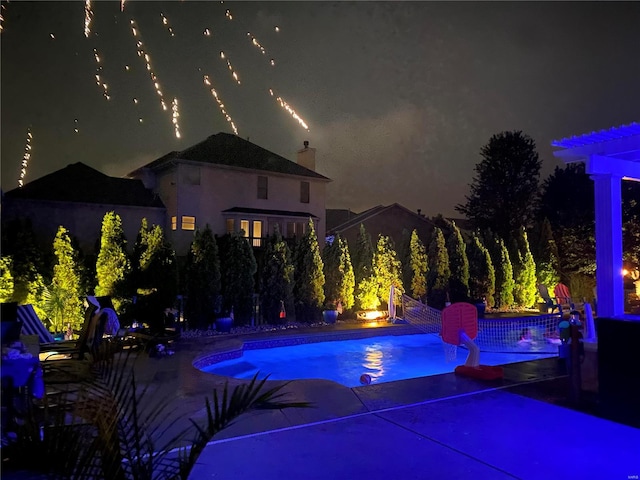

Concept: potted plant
[[322, 301, 338, 324]]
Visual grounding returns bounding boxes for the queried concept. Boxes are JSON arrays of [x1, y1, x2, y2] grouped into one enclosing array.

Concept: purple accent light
[[551, 122, 640, 149]]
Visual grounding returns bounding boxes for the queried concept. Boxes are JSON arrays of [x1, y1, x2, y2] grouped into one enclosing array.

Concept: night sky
[[2, 1, 639, 217]]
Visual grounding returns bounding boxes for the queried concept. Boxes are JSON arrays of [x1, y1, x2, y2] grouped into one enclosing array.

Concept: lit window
[[171, 216, 177, 231], [300, 181, 310, 203], [181, 216, 196, 231], [253, 220, 262, 247], [226, 218, 235, 234], [258, 176, 268, 199], [240, 220, 249, 237]]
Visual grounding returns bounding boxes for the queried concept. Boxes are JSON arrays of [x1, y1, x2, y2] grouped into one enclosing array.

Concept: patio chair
[[16, 304, 55, 344], [537, 284, 562, 315], [553, 283, 584, 313]]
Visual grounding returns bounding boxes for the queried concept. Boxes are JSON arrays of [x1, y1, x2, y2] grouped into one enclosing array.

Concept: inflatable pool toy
[[441, 302, 504, 380]]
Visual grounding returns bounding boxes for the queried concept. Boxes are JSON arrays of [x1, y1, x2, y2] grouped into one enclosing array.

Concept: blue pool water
[[201, 333, 556, 387]]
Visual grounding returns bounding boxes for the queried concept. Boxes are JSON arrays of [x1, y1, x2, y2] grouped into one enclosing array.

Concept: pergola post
[[591, 171, 624, 317]]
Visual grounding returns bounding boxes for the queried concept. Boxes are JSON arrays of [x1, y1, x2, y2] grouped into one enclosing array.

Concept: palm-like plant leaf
[[3, 351, 310, 480]]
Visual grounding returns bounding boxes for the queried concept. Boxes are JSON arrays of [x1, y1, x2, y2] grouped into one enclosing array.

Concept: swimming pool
[[200, 333, 556, 387]]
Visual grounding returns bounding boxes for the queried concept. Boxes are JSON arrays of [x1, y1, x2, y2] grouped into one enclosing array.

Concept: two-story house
[[127, 133, 330, 255], [2, 133, 330, 258]]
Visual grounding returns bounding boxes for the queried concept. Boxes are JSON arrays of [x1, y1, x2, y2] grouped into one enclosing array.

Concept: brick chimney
[[297, 140, 316, 171]]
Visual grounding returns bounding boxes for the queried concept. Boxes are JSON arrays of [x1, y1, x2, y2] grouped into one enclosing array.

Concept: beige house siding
[[147, 162, 327, 255]]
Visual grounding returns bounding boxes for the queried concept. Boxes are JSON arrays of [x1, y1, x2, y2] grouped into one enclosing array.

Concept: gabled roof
[[4, 162, 164, 208], [326, 208, 359, 231], [131, 132, 330, 180], [330, 203, 435, 233]]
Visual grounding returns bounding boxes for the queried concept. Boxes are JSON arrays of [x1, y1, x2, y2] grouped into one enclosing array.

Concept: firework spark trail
[[0, 3, 5, 34], [18, 128, 33, 187], [121, 0, 125, 12], [160, 12, 175, 37], [84, 0, 93, 37], [172, 98, 181, 138], [203, 75, 238, 135], [269, 89, 309, 131], [129, 18, 181, 136], [93, 48, 111, 100], [247, 32, 267, 56], [220, 51, 241, 85]]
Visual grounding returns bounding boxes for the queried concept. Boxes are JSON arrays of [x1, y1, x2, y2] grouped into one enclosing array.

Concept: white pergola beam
[[587, 155, 640, 180]]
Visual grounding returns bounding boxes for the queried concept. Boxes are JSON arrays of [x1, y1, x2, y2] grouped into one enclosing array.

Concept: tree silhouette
[[456, 130, 542, 240]]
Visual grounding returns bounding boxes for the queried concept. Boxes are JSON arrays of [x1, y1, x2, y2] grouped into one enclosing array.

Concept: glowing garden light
[[220, 51, 241, 85], [203, 75, 238, 135], [269, 89, 309, 131], [84, 0, 93, 38], [18, 128, 33, 187]]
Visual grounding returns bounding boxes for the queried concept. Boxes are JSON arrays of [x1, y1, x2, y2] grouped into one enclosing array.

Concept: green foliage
[[352, 224, 376, 311], [2, 350, 309, 479], [185, 225, 222, 329], [1, 218, 49, 305], [356, 275, 380, 311], [132, 219, 178, 331], [24, 273, 48, 321], [95, 212, 131, 311], [219, 231, 257, 324], [352, 223, 374, 287], [260, 227, 294, 324], [426, 227, 450, 309], [322, 234, 355, 310], [398, 229, 413, 295], [467, 233, 495, 306], [0, 256, 14, 302], [510, 229, 537, 308], [373, 234, 404, 307], [446, 221, 470, 303], [486, 234, 514, 309], [456, 130, 542, 240], [530, 218, 560, 292], [48, 226, 84, 332], [293, 219, 325, 321], [538, 163, 595, 280], [623, 180, 640, 270], [408, 229, 428, 300]]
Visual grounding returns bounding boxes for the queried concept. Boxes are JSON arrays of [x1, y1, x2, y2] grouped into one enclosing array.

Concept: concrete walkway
[[129, 324, 640, 480]]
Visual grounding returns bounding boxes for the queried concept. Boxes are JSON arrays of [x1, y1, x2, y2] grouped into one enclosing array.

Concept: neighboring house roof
[[326, 208, 359, 231], [3, 162, 164, 208], [222, 207, 318, 219], [329, 203, 435, 233], [131, 132, 330, 180]]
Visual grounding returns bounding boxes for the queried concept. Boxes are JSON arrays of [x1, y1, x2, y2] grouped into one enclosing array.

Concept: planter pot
[[322, 310, 338, 324], [215, 317, 233, 333]]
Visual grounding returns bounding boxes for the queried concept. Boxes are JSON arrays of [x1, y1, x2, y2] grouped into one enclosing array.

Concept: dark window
[[258, 176, 268, 199], [300, 181, 310, 203]]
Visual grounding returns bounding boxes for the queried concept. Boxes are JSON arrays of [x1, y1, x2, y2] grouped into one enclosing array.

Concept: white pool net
[[401, 295, 561, 354]]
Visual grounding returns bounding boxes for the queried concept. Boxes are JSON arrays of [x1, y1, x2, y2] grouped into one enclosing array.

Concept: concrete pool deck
[[130, 322, 640, 480]]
